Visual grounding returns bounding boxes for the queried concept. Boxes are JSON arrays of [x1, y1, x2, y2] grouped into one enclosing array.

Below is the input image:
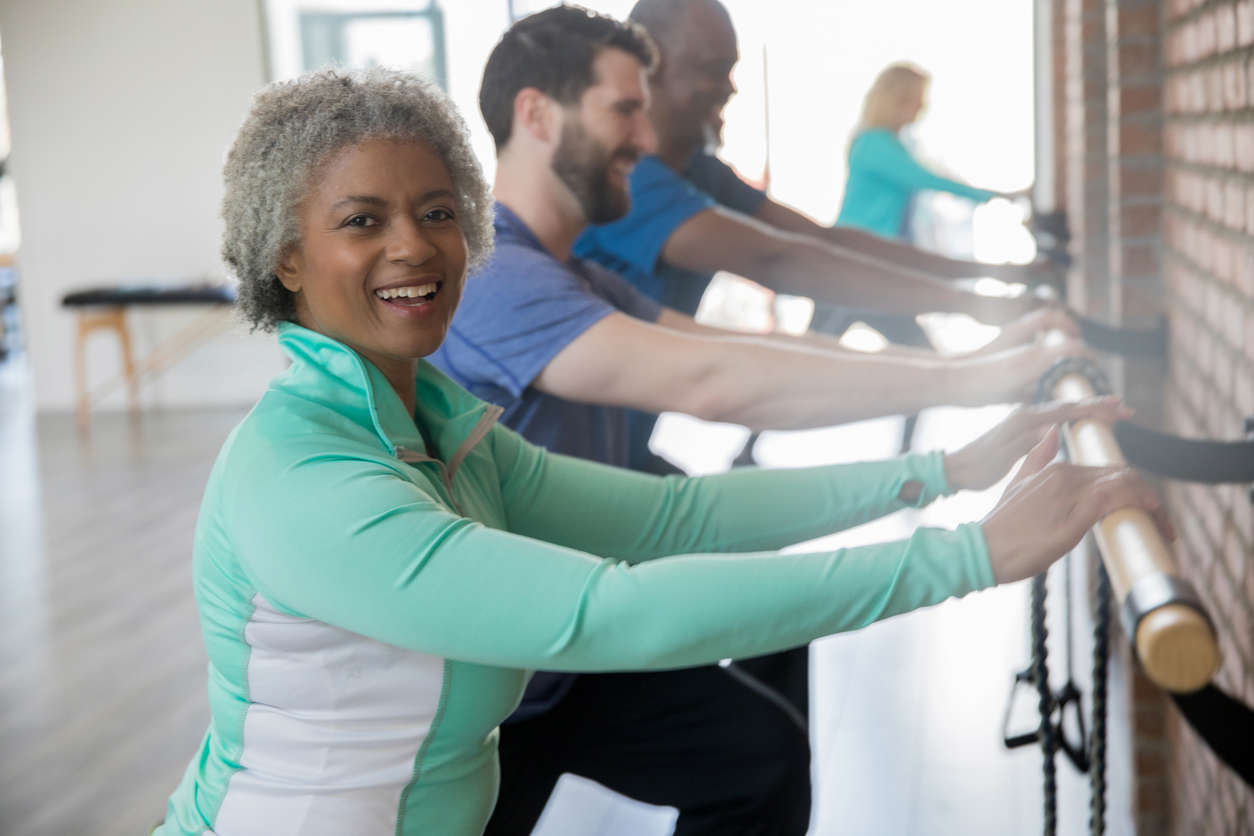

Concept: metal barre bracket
[[1120, 573, 1215, 649]]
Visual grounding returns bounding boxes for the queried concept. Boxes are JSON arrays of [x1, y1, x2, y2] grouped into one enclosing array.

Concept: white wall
[[0, 0, 281, 412]]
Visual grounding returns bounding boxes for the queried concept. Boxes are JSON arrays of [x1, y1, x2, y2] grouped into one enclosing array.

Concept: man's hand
[[951, 336, 1090, 406], [979, 428, 1174, 584], [943, 396, 1132, 492], [968, 292, 1041, 327], [969, 304, 1079, 356]]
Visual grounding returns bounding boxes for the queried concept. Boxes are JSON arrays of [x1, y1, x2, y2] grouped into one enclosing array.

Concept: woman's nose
[[386, 216, 438, 264]]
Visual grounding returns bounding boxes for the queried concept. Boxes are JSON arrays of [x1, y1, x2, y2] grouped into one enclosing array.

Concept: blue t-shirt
[[574, 152, 768, 316], [572, 153, 767, 472], [431, 204, 662, 469]]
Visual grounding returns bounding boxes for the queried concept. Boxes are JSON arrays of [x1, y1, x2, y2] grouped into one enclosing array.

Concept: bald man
[[573, 0, 1060, 468]]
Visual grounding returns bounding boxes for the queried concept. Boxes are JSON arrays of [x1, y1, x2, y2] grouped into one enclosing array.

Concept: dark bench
[[61, 282, 237, 427]]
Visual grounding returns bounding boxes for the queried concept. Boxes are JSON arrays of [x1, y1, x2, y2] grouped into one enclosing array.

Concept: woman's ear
[[514, 87, 557, 145], [275, 247, 303, 294]]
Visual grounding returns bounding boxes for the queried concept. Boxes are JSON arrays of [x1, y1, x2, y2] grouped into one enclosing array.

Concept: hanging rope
[[1089, 561, 1111, 835]]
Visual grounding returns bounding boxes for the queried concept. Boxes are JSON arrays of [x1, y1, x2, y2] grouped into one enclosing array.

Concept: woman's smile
[[373, 277, 446, 314]]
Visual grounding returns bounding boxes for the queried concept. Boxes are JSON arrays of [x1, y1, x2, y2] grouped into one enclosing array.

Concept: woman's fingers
[[1031, 395, 1132, 426], [1078, 469, 1173, 540], [983, 461, 1166, 584], [1005, 424, 1059, 491]]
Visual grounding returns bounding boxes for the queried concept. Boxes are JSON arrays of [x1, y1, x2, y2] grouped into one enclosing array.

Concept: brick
[[1216, 120, 1236, 167], [1209, 65, 1226, 113], [1208, 176, 1227, 221], [1214, 342, 1235, 394], [1122, 280, 1165, 318], [1118, 115, 1163, 156], [1242, 0, 1254, 47], [1224, 57, 1247, 108], [1235, 124, 1254, 172], [1193, 69, 1209, 112], [1121, 201, 1163, 238], [1198, 8, 1219, 58], [1223, 297, 1247, 350], [1121, 240, 1161, 277], [1217, 2, 1239, 53], [1229, 487, 1253, 548], [1118, 39, 1161, 79], [1119, 81, 1162, 117], [1226, 180, 1246, 229], [1236, 366, 1254, 417], [1236, 245, 1254, 296]]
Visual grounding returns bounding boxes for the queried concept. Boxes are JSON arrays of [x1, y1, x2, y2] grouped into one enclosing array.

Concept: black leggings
[[486, 648, 811, 836]]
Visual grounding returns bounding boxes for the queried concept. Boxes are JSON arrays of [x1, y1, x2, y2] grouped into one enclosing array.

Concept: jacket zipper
[[394, 405, 503, 516]]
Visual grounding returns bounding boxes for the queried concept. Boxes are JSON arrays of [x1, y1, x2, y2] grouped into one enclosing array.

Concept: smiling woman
[[274, 139, 469, 409], [221, 69, 494, 334], [153, 67, 1167, 836]]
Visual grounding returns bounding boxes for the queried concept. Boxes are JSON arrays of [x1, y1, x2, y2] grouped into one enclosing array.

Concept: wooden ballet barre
[[1051, 371, 1221, 693]]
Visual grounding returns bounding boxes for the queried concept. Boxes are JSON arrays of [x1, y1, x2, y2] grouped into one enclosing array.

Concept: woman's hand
[[980, 428, 1174, 584], [943, 396, 1132, 492]]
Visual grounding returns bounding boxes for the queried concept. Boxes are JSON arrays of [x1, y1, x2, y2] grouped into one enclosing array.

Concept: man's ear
[[274, 246, 303, 294], [514, 87, 559, 145]]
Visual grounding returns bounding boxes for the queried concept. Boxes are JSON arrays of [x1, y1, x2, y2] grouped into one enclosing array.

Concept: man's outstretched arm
[[534, 310, 1085, 432], [753, 197, 1055, 285], [661, 206, 1038, 326]]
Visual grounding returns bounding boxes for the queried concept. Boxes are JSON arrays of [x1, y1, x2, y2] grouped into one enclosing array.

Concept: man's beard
[[550, 120, 634, 225]]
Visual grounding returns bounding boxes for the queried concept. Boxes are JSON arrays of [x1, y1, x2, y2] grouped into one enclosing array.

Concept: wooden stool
[[72, 306, 140, 426], [61, 283, 237, 428]]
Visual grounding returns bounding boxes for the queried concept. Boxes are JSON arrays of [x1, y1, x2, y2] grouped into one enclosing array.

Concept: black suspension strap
[[1003, 357, 1114, 836]]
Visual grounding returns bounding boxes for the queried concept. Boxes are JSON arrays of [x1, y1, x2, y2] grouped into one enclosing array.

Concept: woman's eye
[[343, 214, 377, 228], [424, 207, 456, 223]]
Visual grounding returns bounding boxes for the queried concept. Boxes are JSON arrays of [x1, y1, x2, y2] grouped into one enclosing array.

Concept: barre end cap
[[1135, 604, 1222, 693]]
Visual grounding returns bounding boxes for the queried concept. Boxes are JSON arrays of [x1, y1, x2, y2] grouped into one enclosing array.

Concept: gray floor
[[0, 357, 1114, 836]]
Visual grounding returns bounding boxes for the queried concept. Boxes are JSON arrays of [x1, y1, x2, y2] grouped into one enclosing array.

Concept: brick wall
[[1055, 0, 1254, 832], [1161, 0, 1254, 831]]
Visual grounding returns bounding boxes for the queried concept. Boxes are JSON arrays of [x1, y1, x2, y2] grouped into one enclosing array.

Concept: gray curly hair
[[222, 68, 494, 331]]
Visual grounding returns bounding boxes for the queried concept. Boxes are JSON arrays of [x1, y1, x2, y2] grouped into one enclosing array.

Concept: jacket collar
[[274, 322, 499, 465]]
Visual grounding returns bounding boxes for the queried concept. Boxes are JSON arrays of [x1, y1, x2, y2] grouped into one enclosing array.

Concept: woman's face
[[277, 139, 468, 370], [896, 83, 927, 129]]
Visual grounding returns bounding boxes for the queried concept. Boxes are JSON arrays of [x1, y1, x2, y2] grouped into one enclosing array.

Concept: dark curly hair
[[479, 4, 658, 151]]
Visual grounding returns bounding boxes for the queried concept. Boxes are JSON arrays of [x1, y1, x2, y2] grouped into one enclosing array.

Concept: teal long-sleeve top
[[157, 322, 995, 836], [837, 128, 999, 239]]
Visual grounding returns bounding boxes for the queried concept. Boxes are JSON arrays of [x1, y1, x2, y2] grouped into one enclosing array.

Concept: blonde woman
[[837, 62, 1013, 239]]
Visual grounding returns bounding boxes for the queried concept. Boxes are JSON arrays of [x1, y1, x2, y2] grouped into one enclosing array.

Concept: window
[[262, 0, 447, 89]]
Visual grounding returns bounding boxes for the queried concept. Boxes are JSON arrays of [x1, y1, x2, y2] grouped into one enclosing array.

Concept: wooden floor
[[0, 360, 239, 836], [0, 356, 1126, 836]]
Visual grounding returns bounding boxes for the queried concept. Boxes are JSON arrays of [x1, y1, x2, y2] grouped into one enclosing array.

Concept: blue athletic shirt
[[431, 203, 662, 468], [573, 152, 768, 316], [572, 152, 767, 471]]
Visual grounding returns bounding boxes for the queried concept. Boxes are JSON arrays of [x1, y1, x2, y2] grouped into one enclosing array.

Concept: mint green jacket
[[837, 128, 999, 239], [158, 323, 994, 836]]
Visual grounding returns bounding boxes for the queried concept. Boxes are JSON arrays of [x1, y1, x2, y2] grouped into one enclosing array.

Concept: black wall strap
[[1170, 685, 1254, 788], [1072, 314, 1167, 359], [1113, 420, 1254, 485]]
